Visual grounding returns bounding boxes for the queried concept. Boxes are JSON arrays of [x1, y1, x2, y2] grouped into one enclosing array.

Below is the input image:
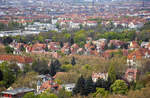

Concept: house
[[93, 38, 107, 52], [86, 37, 92, 44], [145, 43, 150, 50], [128, 22, 144, 29], [102, 49, 119, 59], [0, 54, 32, 70], [86, 21, 97, 27], [92, 72, 108, 82], [9, 42, 24, 54], [37, 74, 59, 93], [69, 21, 80, 29], [0, 88, 35, 98], [71, 44, 79, 54], [84, 42, 98, 56], [77, 48, 84, 55], [27, 43, 46, 53], [141, 42, 149, 48], [61, 43, 71, 55], [51, 52, 61, 59], [37, 80, 59, 93], [61, 83, 75, 92], [125, 68, 137, 82], [127, 48, 150, 67], [129, 41, 140, 50], [108, 40, 125, 49], [48, 42, 60, 52]]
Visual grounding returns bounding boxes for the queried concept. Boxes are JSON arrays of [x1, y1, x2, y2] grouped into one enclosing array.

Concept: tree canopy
[[110, 80, 128, 95]]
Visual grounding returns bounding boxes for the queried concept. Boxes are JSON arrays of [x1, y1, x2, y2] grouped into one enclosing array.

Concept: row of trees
[[72, 64, 128, 97], [31, 57, 76, 77], [23, 91, 58, 98], [0, 22, 24, 31], [1, 21, 149, 49]]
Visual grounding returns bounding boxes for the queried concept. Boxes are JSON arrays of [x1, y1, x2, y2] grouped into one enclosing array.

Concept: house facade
[[92, 72, 108, 82]]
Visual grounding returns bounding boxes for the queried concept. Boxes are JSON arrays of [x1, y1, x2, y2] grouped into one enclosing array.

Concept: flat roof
[[1, 88, 35, 95]]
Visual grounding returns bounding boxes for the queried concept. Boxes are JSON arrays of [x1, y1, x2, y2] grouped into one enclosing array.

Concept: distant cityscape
[[0, 0, 150, 98]]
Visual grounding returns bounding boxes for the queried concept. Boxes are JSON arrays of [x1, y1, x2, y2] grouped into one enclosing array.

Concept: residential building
[[0, 88, 35, 98], [0, 54, 32, 70], [92, 72, 108, 82], [61, 83, 75, 92]]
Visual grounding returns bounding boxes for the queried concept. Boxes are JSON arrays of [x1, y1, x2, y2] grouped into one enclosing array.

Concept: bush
[[110, 80, 128, 95]]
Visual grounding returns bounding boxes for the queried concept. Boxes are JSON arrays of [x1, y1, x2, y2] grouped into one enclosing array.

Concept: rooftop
[[1, 88, 35, 95]]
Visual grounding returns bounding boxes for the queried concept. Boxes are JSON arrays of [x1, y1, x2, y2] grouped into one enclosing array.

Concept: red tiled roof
[[30, 43, 46, 52], [71, 44, 79, 49], [84, 43, 91, 48], [129, 41, 140, 49], [40, 80, 59, 90], [0, 54, 32, 63], [0, 20, 9, 24], [128, 48, 149, 60]]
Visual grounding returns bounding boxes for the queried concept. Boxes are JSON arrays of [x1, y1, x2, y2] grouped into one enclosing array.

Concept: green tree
[[8, 22, 21, 30], [61, 64, 72, 72], [126, 31, 136, 41], [23, 92, 36, 98], [60, 41, 64, 48], [95, 78, 108, 89], [32, 60, 49, 74], [20, 44, 26, 52], [53, 59, 61, 72], [84, 76, 95, 95], [3, 37, 13, 45], [93, 88, 108, 98], [79, 24, 83, 29], [0, 69, 3, 81], [135, 82, 144, 90], [56, 23, 60, 29], [8, 63, 20, 78], [40, 93, 58, 98], [110, 80, 128, 95], [49, 60, 56, 77], [36, 35, 44, 43], [73, 75, 85, 95], [74, 30, 87, 44], [58, 88, 72, 98], [71, 56, 76, 66], [0, 62, 15, 88], [64, 33, 71, 40], [108, 64, 116, 84], [5, 46, 14, 54], [23, 64, 32, 74], [69, 38, 74, 46], [45, 44, 49, 52], [0, 23, 7, 30], [12, 72, 38, 89]]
